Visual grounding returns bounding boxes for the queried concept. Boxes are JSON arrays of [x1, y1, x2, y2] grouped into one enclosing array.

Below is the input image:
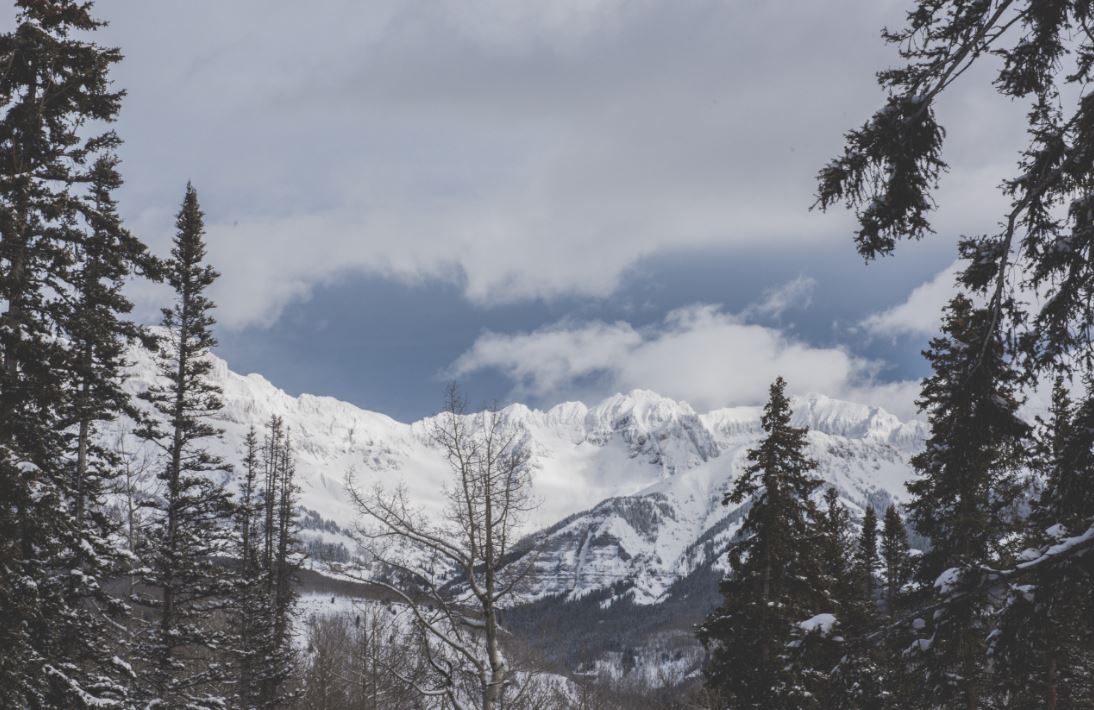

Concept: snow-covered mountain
[[111, 345, 926, 607], [514, 398, 923, 604]]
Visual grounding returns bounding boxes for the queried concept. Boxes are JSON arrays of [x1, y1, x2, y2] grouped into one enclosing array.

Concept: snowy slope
[[514, 403, 922, 604], [109, 344, 926, 605]]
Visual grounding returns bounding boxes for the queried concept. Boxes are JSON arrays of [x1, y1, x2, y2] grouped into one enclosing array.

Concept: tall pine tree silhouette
[[827, 504, 889, 710], [855, 505, 879, 601], [994, 376, 1094, 708], [235, 416, 301, 708], [700, 376, 823, 709], [133, 184, 237, 707], [880, 504, 911, 619], [905, 294, 1028, 710], [234, 427, 264, 706], [0, 2, 148, 705]]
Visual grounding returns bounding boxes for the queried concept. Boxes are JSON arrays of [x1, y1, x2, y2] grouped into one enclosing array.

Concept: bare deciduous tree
[[108, 433, 159, 595], [347, 385, 539, 710], [296, 607, 425, 710]]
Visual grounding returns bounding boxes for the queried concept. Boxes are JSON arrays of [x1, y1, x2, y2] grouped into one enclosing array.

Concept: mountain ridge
[[109, 344, 926, 607]]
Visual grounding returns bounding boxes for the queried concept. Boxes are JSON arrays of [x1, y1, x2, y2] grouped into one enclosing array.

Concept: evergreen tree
[[814, 0, 1094, 377], [855, 505, 879, 601], [816, 7, 1094, 702], [132, 184, 237, 707], [855, 504, 913, 709], [993, 376, 1094, 708], [802, 488, 854, 707], [237, 416, 301, 708], [235, 427, 265, 706], [1036, 375, 1094, 532], [904, 294, 1028, 710], [50, 153, 153, 708], [810, 492, 890, 710], [260, 420, 301, 707], [0, 2, 147, 705], [816, 487, 854, 615], [879, 504, 911, 619], [699, 377, 823, 709]]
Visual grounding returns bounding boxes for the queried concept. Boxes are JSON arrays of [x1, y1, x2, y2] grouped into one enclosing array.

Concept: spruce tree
[[699, 377, 823, 709], [816, 487, 854, 615], [816, 8, 1094, 702], [235, 427, 265, 706], [879, 504, 911, 619], [802, 488, 855, 707], [865, 504, 914, 709], [50, 153, 153, 707], [132, 184, 237, 707], [238, 416, 301, 709], [814, 0, 1094, 377], [0, 2, 147, 705], [1035, 376, 1094, 533], [810, 492, 888, 710], [260, 421, 301, 708], [993, 376, 1094, 708], [832, 505, 893, 710], [904, 294, 1028, 710], [855, 505, 879, 601]]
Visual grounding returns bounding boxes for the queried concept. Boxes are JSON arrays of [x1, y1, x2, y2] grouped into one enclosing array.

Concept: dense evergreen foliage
[[903, 294, 1028, 708], [816, 2, 1094, 707], [699, 377, 824, 708], [0, 1, 145, 705], [130, 184, 239, 707]]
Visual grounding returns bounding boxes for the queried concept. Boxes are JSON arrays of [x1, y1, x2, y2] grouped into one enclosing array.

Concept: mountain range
[[108, 344, 927, 683]]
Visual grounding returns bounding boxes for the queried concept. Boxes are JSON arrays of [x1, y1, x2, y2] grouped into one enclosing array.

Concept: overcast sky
[[78, 0, 1031, 421]]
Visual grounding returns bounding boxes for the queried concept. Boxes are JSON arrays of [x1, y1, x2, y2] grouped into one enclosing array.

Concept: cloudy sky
[[85, 0, 1029, 421]]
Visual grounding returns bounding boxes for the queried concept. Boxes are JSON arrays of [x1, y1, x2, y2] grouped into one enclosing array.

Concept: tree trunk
[[160, 297, 189, 689], [483, 481, 506, 710]]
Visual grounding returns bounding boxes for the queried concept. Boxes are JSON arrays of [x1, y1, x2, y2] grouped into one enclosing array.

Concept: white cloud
[[451, 303, 920, 417], [746, 275, 816, 320], [861, 262, 959, 338]]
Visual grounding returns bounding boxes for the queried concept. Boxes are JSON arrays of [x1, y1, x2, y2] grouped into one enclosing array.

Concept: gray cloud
[[89, 0, 1028, 329], [746, 275, 816, 320]]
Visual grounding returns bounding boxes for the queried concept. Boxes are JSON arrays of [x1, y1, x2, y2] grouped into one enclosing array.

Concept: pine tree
[[904, 294, 1029, 710], [0, 2, 147, 705], [993, 376, 1094, 708], [261, 422, 301, 708], [235, 427, 265, 706], [879, 504, 911, 619], [875, 501, 918, 704], [699, 377, 824, 709], [855, 506, 879, 601], [801, 488, 855, 707], [132, 184, 237, 707], [814, 1, 1094, 377], [237, 416, 301, 708], [816, 487, 854, 615], [49, 153, 153, 708], [826, 504, 891, 710]]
